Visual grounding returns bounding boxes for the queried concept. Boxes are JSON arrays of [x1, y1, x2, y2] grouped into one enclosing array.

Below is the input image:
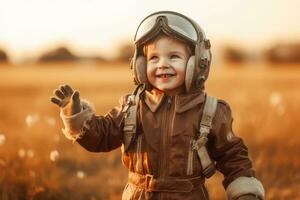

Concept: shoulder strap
[[193, 95, 218, 178], [122, 83, 146, 151], [200, 95, 218, 136]]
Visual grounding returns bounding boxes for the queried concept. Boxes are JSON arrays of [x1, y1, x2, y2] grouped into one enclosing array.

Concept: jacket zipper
[[158, 96, 172, 200], [164, 96, 172, 177], [187, 139, 194, 176]]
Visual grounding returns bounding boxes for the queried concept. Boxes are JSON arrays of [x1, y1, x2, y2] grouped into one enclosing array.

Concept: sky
[[0, 0, 300, 61]]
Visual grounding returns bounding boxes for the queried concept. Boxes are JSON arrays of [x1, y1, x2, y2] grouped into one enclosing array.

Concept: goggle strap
[[195, 43, 200, 69]]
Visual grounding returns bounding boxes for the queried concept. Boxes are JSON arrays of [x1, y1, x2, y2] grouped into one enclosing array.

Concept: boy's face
[[146, 36, 190, 96]]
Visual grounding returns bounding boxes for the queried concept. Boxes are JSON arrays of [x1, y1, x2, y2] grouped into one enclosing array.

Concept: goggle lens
[[135, 12, 198, 43]]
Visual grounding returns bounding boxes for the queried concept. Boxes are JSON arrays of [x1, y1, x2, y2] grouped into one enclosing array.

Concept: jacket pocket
[[170, 127, 196, 177], [171, 126, 195, 147], [186, 139, 194, 176]]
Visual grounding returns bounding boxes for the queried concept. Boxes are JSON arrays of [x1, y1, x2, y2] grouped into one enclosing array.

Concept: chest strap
[[128, 172, 204, 193], [122, 83, 146, 151], [193, 95, 218, 178]]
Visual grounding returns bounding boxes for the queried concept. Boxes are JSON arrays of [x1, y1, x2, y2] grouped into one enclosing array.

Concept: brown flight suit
[[76, 88, 255, 200]]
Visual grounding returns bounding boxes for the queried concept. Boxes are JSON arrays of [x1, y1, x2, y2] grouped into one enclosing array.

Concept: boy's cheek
[[146, 73, 155, 83], [146, 66, 154, 79]]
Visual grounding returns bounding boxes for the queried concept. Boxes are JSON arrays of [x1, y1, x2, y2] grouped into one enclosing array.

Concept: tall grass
[[0, 63, 299, 199]]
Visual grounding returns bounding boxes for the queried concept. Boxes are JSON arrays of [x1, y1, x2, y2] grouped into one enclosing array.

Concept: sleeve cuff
[[226, 176, 265, 200], [60, 100, 95, 142]]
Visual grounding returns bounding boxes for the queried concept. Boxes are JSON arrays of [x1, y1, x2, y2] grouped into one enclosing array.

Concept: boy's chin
[[154, 86, 185, 95]]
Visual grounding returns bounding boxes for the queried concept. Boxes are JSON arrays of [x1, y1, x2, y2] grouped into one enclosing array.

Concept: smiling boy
[[145, 35, 190, 96], [51, 11, 264, 200]]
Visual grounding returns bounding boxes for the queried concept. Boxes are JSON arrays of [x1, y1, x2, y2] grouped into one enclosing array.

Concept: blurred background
[[0, 0, 300, 199]]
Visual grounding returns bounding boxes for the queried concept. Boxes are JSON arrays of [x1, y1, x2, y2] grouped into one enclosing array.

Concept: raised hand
[[50, 84, 82, 116]]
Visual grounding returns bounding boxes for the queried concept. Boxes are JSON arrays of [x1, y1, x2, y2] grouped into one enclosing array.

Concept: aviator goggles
[[134, 11, 201, 45]]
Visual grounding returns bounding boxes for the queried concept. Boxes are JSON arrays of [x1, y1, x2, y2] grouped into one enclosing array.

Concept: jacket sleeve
[[209, 100, 265, 200], [60, 94, 129, 152]]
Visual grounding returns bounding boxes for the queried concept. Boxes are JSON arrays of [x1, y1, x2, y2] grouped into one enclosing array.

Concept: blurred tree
[[223, 46, 246, 63], [264, 43, 300, 64], [79, 55, 107, 63], [116, 43, 134, 63], [39, 46, 78, 62], [0, 49, 8, 63]]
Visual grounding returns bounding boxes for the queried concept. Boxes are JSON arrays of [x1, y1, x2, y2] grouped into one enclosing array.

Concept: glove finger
[[53, 89, 65, 100], [71, 91, 82, 114], [72, 91, 80, 104], [50, 96, 63, 107], [60, 85, 69, 97], [64, 84, 74, 96]]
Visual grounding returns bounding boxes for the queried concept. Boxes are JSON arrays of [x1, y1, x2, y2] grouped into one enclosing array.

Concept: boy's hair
[[142, 32, 194, 57]]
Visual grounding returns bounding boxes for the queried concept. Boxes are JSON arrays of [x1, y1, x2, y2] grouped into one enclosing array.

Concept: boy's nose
[[157, 59, 170, 69]]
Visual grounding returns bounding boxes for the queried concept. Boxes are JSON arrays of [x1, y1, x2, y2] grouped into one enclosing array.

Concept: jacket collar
[[143, 88, 206, 113]]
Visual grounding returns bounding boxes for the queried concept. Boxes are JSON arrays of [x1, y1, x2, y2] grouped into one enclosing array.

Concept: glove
[[238, 194, 260, 200], [50, 84, 82, 116]]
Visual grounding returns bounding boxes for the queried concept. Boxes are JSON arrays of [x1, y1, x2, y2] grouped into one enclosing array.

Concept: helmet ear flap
[[185, 56, 195, 93], [134, 56, 148, 84]]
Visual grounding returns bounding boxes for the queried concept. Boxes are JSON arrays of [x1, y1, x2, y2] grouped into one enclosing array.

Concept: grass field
[[0, 62, 300, 199]]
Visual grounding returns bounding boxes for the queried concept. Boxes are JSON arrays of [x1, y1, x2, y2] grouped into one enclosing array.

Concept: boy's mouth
[[156, 74, 175, 78]]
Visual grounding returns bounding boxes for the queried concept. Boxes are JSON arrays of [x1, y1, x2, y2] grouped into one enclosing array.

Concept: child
[[50, 11, 264, 200]]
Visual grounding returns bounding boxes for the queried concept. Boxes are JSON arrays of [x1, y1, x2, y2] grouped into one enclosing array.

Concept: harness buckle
[[192, 137, 208, 150], [123, 124, 136, 133], [145, 174, 154, 191], [199, 126, 210, 135]]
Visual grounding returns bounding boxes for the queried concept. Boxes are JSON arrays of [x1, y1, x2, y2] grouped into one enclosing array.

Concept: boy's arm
[[59, 95, 129, 152], [71, 97, 126, 152], [209, 100, 265, 200], [51, 85, 128, 152]]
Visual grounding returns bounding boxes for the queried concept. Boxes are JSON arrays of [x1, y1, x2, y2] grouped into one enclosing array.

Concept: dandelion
[[77, 170, 86, 179], [27, 149, 34, 158], [269, 92, 285, 115], [18, 148, 26, 158], [50, 150, 59, 162], [0, 133, 5, 146], [269, 92, 282, 107], [25, 113, 40, 127]]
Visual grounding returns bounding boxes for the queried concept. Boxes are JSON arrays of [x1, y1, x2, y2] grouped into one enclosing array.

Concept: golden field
[[0, 62, 300, 200]]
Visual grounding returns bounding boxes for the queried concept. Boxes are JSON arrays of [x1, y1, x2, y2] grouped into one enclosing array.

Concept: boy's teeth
[[158, 74, 173, 78]]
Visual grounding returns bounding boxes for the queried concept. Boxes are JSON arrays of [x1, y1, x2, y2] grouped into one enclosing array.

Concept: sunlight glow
[[1, 0, 300, 61]]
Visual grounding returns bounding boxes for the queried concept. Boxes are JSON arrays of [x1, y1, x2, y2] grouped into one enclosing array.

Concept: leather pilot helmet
[[131, 10, 212, 93]]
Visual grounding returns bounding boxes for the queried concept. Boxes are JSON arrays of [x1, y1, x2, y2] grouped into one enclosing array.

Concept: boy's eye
[[170, 54, 180, 59], [148, 56, 158, 61]]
